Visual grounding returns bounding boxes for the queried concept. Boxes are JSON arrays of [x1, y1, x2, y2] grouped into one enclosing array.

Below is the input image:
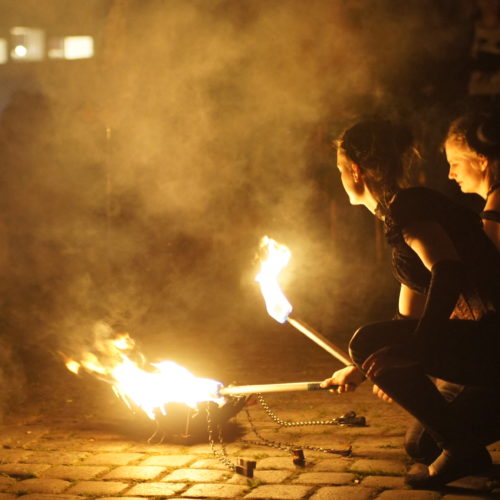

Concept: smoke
[[0, 0, 470, 405]]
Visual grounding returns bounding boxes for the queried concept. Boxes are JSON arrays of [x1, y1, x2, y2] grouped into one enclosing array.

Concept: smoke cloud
[[0, 0, 472, 413]]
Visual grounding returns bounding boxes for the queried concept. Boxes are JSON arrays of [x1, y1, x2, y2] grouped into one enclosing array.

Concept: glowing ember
[[63, 322, 224, 420], [255, 235, 293, 323]]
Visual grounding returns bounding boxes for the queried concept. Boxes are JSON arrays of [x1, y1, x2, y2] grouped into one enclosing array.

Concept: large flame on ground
[[63, 323, 224, 420], [255, 236, 293, 323]]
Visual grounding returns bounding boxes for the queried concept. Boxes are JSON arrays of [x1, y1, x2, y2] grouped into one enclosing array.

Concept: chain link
[[243, 405, 297, 454], [241, 393, 353, 456], [206, 393, 358, 470], [256, 393, 350, 427], [205, 404, 237, 471]]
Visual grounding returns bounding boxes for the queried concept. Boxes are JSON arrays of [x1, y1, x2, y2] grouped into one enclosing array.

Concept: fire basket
[[144, 379, 360, 444], [63, 324, 363, 475], [147, 395, 249, 444]]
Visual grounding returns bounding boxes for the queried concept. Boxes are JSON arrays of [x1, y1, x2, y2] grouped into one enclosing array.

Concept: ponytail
[[337, 119, 417, 209]]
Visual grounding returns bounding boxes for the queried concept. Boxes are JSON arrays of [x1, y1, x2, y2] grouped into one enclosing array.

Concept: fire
[[255, 235, 293, 323], [63, 323, 224, 420]]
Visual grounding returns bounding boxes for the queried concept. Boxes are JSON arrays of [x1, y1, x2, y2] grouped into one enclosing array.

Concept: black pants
[[349, 316, 500, 454], [348, 316, 500, 387], [405, 380, 500, 463]]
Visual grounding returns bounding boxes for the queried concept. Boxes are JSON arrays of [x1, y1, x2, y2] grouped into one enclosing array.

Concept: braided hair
[[336, 119, 417, 212]]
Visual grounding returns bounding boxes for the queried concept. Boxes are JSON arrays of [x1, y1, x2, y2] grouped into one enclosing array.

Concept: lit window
[[10, 27, 45, 61], [0, 39, 7, 64], [48, 35, 94, 60], [64, 36, 94, 59]]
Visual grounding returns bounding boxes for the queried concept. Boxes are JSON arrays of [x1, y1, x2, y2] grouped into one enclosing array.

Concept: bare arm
[[483, 220, 500, 252], [402, 220, 460, 270], [398, 283, 426, 319], [363, 219, 465, 378]]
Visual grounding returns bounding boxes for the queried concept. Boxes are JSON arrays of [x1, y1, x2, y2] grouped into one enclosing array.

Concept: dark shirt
[[383, 187, 500, 319]]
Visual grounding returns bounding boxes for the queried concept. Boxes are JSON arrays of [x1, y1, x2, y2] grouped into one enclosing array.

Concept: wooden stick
[[287, 317, 352, 366]]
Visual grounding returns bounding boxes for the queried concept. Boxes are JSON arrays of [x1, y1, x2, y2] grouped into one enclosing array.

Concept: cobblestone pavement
[[0, 343, 499, 500]]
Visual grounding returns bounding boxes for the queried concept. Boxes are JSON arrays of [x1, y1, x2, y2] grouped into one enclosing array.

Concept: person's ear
[[477, 154, 488, 172], [351, 163, 362, 182]]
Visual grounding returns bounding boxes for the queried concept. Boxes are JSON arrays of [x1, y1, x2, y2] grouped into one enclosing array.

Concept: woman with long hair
[[403, 109, 500, 469], [321, 118, 500, 489]]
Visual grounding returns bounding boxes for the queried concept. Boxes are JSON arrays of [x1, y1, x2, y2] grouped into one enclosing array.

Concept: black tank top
[[383, 187, 500, 318]]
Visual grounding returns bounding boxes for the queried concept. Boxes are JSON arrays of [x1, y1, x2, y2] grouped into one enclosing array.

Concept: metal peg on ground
[[235, 458, 257, 477], [292, 448, 306, 466]]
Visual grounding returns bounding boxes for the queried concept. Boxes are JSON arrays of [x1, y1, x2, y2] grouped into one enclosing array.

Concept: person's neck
[[477, 178, 495, 200], [478, 183, 489, 200], [361, 190, 379, 215], [484, 183, 500, 211]]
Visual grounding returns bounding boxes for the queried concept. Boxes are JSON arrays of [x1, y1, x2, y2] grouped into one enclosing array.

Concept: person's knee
[[349, 324, 376, 368]]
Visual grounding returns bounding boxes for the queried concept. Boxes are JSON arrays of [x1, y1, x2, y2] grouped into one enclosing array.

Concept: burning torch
[[255, 236, 351, 366], [62, 327, 342, 421]]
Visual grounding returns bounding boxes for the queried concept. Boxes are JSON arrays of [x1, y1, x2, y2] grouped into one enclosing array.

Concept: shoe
[[405, 447, 492, 489], [404, 419, 441, 465]]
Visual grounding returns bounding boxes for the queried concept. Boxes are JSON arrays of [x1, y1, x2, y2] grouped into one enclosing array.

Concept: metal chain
[[243, 405, 296, 454], [241, 394, 352, 456], [206, 393, 358, 470], [256, 393, 345, 427], [205, 404, 237, 471]]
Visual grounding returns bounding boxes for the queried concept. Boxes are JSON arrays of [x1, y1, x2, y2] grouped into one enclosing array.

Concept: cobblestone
[[0, 463, 51, 476], [182, 483, 249, 497], [376, 491, 441, 500], [310, 486, 375, 500], [7, 478, 71, 494], [141, 454, 197, 466], [40, 465, 109, 480], [348, 458, 407, 475], [125, 482, 186, 496], [311, 458, 351, 472], [244, 484, 313, 499], [0, 450, 33, 463], [256, 457, 304, 470], [17, 496, 80, 500], [228, 469, 293, 484], [191, 457, 233, 469], [360, 475, 406, 489], [101, 465, 166, 480], [64, 481, 129, 496], [22, 451, 91, 465], [161, 467, 230, 482], [0, 352, 498, 500], [293, 472, 356, 484], [80, 453, 143, 465]]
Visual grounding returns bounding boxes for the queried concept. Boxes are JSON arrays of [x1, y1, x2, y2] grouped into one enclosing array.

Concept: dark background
[[0, 0, 496, 416]]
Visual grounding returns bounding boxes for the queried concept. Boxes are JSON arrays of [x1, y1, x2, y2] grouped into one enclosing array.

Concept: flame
[[63, 323, 223, 420], [255, 236, 293, 323]]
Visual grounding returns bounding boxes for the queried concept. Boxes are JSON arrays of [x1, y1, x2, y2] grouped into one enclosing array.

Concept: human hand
[[320, 365, 365, 394], [362, 344, 418, 379], [372, 384, 393, 403]]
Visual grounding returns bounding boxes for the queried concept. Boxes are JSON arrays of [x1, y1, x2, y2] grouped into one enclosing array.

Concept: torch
[[218, 380, 337, 396], [255, 236, 351, 366]]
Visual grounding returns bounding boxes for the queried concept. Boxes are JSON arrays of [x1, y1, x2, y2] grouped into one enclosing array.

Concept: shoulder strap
[[480, 210, 500, 223]]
